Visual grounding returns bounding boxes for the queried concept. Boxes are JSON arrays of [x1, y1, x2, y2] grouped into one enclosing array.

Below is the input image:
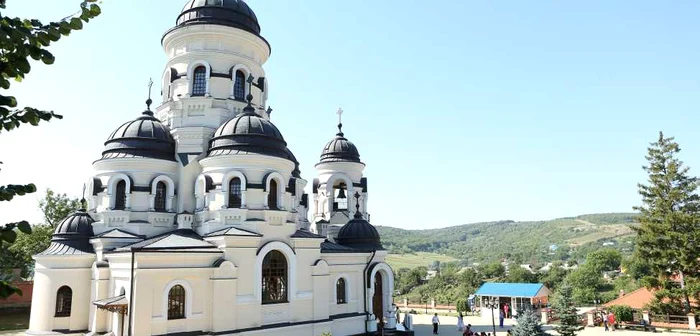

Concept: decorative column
[[90, 266, 110, 333], [586, 312, 595, 327], [148, 195, 155, 211], [403, 297, 408, 309], [541, 310, 549, 324], [643, 311, 650, 324], [688, 313, 696, 330]]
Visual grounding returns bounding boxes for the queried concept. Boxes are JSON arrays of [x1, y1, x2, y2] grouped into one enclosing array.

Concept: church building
[[26, 1, 396, 335]]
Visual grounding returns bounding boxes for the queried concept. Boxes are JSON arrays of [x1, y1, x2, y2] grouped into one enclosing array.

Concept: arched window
[[233, 70, 246, 101], [154, 181, 167, 212], [114, 180, 126, 210], [228, 177, 242, 208], [262, 250, 287, 304], [336, 278, 347, 304], [191, 66, 207, 97], [268, 179, 278, 210], [55, 286, 72, 317], [167, 285, 186, 320]]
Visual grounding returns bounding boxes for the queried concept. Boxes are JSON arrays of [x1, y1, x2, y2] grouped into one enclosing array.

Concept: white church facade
[[26, 1, 398, 335]]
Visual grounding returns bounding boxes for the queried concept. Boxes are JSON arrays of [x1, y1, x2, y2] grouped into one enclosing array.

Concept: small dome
[[39, 210, 96, 255], [177, 0, 261, 36], [336, 213, 382, 252], [208, 107, 291, 161], [319, 124, 362, 164], [53, 210, 95, 237], [102, 108, 176, 161]]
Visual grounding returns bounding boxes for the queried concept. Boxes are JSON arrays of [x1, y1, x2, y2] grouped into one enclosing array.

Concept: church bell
[[336, 188, 347, 199]]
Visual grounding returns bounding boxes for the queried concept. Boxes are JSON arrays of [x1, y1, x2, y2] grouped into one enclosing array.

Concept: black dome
[[40, 210, 96, 255], [336, 213, 382, 252], [103, 109, 176, 161], [54, 210, 95, 236], [177, 0, 261, 36], [208, 107, 290, 161], [319, 125, 362, 164]]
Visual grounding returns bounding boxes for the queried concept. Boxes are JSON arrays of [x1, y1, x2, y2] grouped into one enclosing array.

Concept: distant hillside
[[377, 212, 638, 267]]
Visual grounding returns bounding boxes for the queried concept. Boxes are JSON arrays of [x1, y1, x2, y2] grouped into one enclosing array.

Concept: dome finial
[[353, 191, 362, 219], [143, 78, 154, 116], [336, 108, 344, 136], [80, 184, 87, 211], [241, 74, 256, 115]]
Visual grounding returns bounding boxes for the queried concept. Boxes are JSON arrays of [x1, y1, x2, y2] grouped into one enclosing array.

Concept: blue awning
[[474, 283, 546, 298]]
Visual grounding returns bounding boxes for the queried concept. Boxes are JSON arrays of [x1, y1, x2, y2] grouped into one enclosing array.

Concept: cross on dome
[[337, 108, 344, 136], [144, 77, 154, 115], [353, 191, 362, 218]]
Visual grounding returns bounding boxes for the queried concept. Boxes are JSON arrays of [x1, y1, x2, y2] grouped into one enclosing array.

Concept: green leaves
[[634, 132, 700, 314], [0, 0, 101, 299], [0, 183, 37, 201]]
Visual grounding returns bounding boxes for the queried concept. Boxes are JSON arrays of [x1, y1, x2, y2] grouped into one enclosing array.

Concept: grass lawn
[[0, 310, 29, 331], [386, 252, 459, 270]]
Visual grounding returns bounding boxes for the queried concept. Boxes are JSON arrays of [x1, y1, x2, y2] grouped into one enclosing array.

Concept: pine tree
[[511, 306, 545, 336], [633, 132, 700, 314], [553, 283, 579, 336]]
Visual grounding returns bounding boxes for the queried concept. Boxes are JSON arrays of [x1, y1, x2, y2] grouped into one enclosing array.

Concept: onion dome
[[102, 100, 176, 161], [335, 195, 382, 252], [40, 210, 96, 255], [208, 95, 291, 162], [319, 122, 362, 164], [177, 0, 261, 36]]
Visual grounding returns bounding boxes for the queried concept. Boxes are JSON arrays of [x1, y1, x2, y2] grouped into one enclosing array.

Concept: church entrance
[[372, 272, 383, 321]]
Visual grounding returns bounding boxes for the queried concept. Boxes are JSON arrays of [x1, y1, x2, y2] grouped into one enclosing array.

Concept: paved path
[[410, 313, 689, 335]]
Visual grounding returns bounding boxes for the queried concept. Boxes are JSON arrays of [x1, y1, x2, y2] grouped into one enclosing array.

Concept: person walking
[[608, 312, 616, 331], [432, 313, 440, 334], [457, 312, 465, 331], [504, 303, 510, 318], [603, 311, 609, 331], [499, 309, 504, 328]]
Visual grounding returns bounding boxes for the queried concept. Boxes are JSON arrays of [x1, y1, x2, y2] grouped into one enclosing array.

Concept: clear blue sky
[[2, 1, 700, 230]]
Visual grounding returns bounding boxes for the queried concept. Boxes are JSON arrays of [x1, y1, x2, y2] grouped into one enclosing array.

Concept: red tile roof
[[603, 287, 655, 310]]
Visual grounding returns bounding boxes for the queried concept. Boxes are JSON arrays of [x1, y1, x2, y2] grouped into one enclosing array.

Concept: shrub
[[608, 305, 634, 322]]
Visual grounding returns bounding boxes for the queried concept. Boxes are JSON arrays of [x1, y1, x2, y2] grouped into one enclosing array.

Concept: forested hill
[[377, 213, 638, 265]]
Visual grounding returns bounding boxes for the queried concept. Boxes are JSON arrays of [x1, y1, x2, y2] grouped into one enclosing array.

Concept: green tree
[[478, 262, 505, 279], [565, 264, 603, 305], [505, 266, 539, 283], [585, 249, 622, 274], [539, 262, 569, 291], [39, 189, 81, 227], [552, 283, 579, 336], [633, 132, 700, 313], [511, 306, 545, 336], [0, 0, 101, 299], [9, 225, 53, 277]]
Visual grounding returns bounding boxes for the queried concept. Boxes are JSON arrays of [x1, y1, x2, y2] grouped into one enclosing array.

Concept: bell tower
[[154, 0, 273, 212], [311, 109, 369, 239], [155, 0, 273, 157]]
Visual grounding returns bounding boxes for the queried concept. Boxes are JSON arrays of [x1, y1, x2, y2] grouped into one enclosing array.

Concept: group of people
[[600, 311, 617, 331], [430, 312, 512, 336]]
